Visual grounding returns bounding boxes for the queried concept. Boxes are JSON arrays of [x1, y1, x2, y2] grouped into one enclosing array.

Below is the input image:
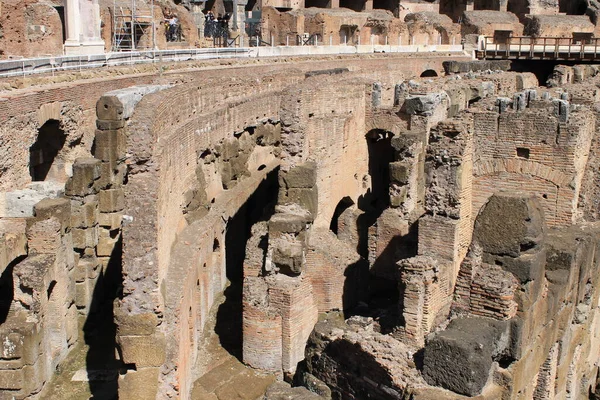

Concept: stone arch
[[29, 119, 66, 182], [329, 196, 355, 235], [365, 115, 403, 137], [473, 159, 572, 187], [473, 159, 574, 227], [421, 69, 439, 78]]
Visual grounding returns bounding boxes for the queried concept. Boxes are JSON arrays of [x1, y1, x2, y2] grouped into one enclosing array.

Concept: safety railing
[[478, 36, 600, 60], [0, 43, 465, 79], [0, 48, 252, 78]]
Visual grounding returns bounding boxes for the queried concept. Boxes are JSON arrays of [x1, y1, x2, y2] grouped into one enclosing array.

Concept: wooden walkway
[[476, 36, 600, 61]]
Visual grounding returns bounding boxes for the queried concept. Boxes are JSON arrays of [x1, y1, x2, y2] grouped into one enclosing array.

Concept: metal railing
[[0, 48, 252, 78], [0, 43, 466, 79], [478, 36, 600, 60]]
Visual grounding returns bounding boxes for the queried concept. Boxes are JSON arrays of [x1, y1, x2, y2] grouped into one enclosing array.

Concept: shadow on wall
[[29, 119, 66, 182], [84, 236, 124, 400], [343, 128, 418, 331], [215, 168, 279, 360], [0, 256, 26, 324]]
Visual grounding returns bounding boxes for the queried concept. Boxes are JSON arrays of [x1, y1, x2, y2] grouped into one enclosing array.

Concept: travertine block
[[118, 367, 159, 400], [71, 226, 99, 250], [283, 162, 317, 188], [98, 189, 125, 213], [70, 196, 98, 229], [94, 129, 126, 164], [97, 228, 119, 257], [65, 158, 101, 197], [98, 211, 123, 230], [119, 334, 166, 367]]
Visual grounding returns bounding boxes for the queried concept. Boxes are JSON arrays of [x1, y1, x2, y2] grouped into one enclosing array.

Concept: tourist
[[166, 14, 179, 42]]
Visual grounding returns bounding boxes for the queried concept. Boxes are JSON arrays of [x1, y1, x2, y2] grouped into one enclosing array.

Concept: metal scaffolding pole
[[112, 0, 155, 51]]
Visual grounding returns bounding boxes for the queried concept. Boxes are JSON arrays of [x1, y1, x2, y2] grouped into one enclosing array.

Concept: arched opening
[[420, 69, 438, 78], [365, 129, 395, 210], [339, 25, 358, 45], [330, 196, 355, 235], [29, 119, 66, 182], [54, 6, 66, 44]]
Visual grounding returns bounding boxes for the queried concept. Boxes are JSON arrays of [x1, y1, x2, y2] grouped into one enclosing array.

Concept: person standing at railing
[[166, 15, 180, 42], [204, 11, 216, 38]]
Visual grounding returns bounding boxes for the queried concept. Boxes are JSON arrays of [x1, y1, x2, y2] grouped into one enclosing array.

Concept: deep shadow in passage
[[85, 235, 124, 400], [215, 168, 279, 360]]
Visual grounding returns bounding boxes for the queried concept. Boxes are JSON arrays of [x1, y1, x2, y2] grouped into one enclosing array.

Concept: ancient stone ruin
[[3, 0, 600, 399]]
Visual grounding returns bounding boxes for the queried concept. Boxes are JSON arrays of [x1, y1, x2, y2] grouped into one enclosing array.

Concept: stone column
[[64, 0, 81, 46], [190, 3, 206, 39], [64, 0, 106, 55], [226, 0, 248, 39]]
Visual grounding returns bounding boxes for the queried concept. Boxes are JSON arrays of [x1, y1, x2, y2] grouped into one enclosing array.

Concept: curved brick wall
[[109, 55, 463, 399]]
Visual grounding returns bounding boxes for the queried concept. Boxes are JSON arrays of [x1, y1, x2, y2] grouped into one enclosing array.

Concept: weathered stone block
[[283, 162, 317, 188], [215, 139, 240, 161], [423, 317, 509, 396], [118, 367, 159, 400], [75, 281, 91, 310], [96, 96, 125, 121], [0, 333, 25, 360], [98, 189, 125, 213], [118, 334, 166, 367], [98, 211, 123, 230], [372, 82, 382, 108], [71, 226, 99, 250], [70, 196, 98, 229], [389, 162, 410, 185], [287, 187, 318, 217], [74, 256, 97, 283], [31, 197, 71, 232], [96, 162, 127, 190], [389, 186, 408, 208], [98, 257, 111, 274], [115, 309, 159, 336], [255, 122, 281, 146], [96, 119, 125, 130], [272, 240, 304, 275], [473, 194, 544, 259], [97, 228, 119, 257], [0, 368, 23, 390], [269, 212, 310, 234], [94, 129, 126, 164], [65, 158, 101, 197], [404, 93, 448, 116]]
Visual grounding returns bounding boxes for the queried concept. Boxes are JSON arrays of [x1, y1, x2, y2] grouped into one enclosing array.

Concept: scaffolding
[[112, 0, 156, 51]]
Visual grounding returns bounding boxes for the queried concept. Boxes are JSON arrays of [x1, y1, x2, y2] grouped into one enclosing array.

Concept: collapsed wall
[[291, 66, 600, 400]]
